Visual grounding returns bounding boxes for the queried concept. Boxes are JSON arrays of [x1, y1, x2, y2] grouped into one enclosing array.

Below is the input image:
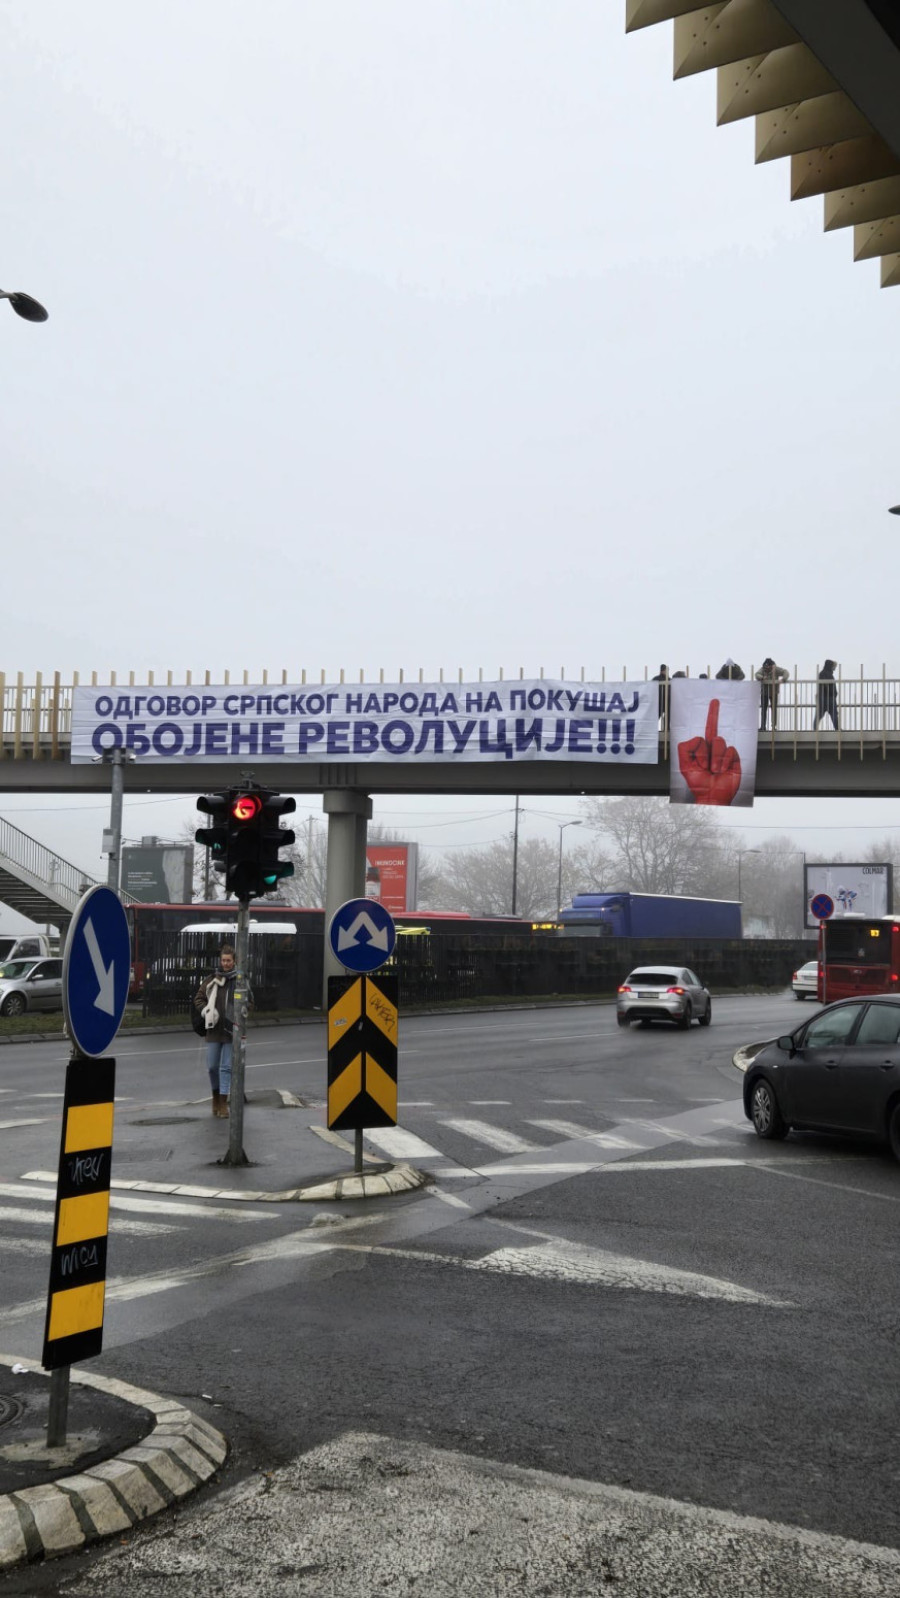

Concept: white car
[[617, 965, 711, 1029], [791, 959, 819, 1001]]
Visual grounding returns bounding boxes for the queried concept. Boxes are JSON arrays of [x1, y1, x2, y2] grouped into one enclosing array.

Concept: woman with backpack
[[193, 943, 239, 1118]]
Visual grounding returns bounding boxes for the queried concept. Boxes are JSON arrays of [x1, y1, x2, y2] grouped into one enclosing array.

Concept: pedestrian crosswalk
[[360, 1097, 743, 1171]]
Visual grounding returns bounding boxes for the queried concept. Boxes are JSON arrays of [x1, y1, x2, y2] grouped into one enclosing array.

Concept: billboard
[[364, 844, 419, 915], [804, 862, 892, 928], [122, 844, 194, 905]]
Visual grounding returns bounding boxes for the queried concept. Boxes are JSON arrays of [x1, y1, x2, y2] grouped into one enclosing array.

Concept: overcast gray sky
[[2, 1, 899, 917]]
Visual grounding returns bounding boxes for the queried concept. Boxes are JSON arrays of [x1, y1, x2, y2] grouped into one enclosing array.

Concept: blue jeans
[[206, 1039, 233, 1098]]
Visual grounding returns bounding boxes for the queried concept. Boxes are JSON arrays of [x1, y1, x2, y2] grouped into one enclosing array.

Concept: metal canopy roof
[[627, 0, 900, 286]]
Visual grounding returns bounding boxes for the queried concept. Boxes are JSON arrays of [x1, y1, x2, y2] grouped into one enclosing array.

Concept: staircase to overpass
[[0, 815, 105, 931]]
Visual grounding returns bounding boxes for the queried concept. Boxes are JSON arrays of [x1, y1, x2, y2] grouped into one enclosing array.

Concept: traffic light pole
[[222, 897, 251, 1167]]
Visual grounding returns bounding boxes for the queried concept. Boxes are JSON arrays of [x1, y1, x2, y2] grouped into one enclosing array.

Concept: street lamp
[[737, 848, 760, 902], [0, 289, 48, 323], [557, 820, 582, 920]]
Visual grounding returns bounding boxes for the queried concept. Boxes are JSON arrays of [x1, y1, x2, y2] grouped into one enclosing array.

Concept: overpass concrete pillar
[[322, 789, 373, 1001]]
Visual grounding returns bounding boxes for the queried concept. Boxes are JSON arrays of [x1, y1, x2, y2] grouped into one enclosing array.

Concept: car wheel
[[888, 1103, 900, 1164], [699, 999, 711, 1027], [638, 1018, 652, 1029], [677, 1002, 693, 1030], [750, 1077, 788, 1141], [1, 993, 26, 1018], [616, 1016, 630, 1028], [794, 992, 806, 1001]]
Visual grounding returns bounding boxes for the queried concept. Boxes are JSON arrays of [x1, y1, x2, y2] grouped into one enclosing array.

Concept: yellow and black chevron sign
[[327, 973, 398, 1131], [42, 1057, 115, 1371]]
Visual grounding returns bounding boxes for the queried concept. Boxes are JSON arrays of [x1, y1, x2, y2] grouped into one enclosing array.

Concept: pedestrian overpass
[[2, 668, 897, 977], [2, 669, 900, 800]]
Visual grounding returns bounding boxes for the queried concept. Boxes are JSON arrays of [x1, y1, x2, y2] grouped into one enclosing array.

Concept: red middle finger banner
[[669, 680, 761, 807]]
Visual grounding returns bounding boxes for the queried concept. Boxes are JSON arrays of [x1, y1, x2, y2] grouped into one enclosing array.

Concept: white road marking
[[476, 1159, 598, 1178], [13, 1177, 280, 1221], [544, 1099, 585, 1105], [364, 1128, 445, 1161], [593, 1158, 749, 1173], [527, 1118, 598, 1140], [441, 1119, 537, 1154], [328, 1240, 793, 1307], [751, 1162, 900, 1205], [428, 1189, 473, 1210], [0, 1119, 47, 1130], [0, 1203, 177, 1236], [0, 1210, 390, 1328], [469, 1100, 511, 1106]]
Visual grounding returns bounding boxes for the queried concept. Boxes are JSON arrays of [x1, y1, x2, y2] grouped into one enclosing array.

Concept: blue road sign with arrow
[[63, 886, 131, 1058], [328, 897, 396, 973]]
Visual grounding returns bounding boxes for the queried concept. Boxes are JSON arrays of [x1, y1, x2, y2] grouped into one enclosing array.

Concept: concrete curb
[[21, 1159, 432, 1205], [0, 1356, 227, 1570]]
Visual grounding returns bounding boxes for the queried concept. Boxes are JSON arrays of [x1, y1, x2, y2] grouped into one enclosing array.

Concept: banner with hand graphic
[[669, 680, 760, 807]]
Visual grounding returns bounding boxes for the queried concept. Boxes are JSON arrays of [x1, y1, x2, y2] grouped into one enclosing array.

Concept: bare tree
[[738, 836, 807, 937], [581, 796, 733, 898], [428, 834, 572, 919], [282, 820, 441, 910]]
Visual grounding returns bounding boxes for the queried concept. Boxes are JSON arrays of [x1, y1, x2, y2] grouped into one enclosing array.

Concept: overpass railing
[[2, 669, 900, 758], [0, 813, 100, 910]]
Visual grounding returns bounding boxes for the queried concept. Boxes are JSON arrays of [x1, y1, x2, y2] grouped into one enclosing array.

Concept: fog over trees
[[181, 797, 893, 939]]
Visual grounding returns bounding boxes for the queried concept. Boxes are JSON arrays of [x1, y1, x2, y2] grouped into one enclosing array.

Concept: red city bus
[[817, 917, 900, 1004]]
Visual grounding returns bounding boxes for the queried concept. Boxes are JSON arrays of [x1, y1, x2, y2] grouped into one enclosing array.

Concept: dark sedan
[[740, 995, 900, 1162]]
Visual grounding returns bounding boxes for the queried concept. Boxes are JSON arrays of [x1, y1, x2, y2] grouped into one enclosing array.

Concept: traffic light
[[225, 789, 265, 899], [258, 792, 296, 892], [195, 792, 230, 878]]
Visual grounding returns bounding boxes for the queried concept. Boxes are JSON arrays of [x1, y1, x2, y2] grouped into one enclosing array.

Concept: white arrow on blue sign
[[63, 886, 131, 1058], [328, 897, 396, 973]]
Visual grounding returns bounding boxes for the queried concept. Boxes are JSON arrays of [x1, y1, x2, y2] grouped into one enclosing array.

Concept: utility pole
[[103, 747, 128, 894], [511, 796, 521, 916], [223, 898, 251, 1166]]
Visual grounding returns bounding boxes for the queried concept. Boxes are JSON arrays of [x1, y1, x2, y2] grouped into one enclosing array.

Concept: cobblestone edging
[[0, 1358, 227, 1569]]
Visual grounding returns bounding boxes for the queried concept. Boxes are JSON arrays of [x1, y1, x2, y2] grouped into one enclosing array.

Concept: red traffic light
[[230, 793, 263, 823]]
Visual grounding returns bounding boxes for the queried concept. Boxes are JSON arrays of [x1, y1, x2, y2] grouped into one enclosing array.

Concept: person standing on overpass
[[816, 660, 840, 730], [755, 657, 789, 730]]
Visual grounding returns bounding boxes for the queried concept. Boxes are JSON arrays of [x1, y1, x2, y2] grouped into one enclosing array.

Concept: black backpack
[[190, 1001, 206, 1038]]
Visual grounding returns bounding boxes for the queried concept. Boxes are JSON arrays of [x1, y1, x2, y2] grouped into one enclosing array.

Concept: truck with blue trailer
[[558, 892, 742, 939]]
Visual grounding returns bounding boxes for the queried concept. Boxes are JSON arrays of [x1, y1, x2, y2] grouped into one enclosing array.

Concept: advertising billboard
[[364, 844, 419, 915], [804, 862, 892, 928], [122, 844, 194, 905]]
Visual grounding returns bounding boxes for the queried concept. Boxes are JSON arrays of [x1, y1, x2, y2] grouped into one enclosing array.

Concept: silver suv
[[0, 958, 64, 1017], [617, 965, 711, 1029]]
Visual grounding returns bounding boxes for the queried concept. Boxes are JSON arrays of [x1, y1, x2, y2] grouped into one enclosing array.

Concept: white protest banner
[[70, 680, 661, 767], [669, 680, 761, 807]]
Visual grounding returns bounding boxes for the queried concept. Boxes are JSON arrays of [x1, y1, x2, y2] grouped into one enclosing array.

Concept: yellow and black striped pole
[[327, 971, 398, 1148], [43, 1057, 115, 1381]]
